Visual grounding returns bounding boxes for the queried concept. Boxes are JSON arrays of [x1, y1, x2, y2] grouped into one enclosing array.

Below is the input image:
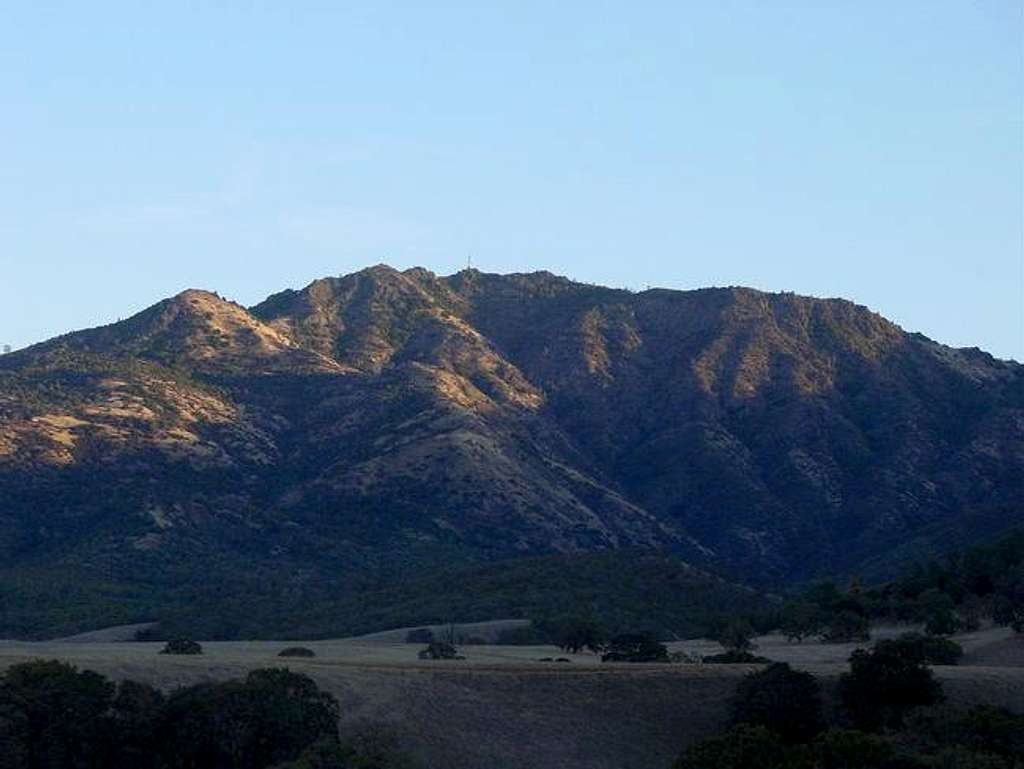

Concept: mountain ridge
[[1, 265, 1020, 637]]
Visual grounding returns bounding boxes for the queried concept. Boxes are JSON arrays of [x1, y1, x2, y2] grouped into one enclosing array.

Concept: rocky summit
[[1, 266, 1021, 637]]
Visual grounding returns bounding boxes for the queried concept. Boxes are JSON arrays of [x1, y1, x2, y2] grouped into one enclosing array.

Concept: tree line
[[0, 661, 410, 769], [775, 529, 1024, 645], [675, 637, 1024, 768]]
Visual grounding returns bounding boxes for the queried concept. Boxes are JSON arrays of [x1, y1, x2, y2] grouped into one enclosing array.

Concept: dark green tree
[[903, 705, 1024, 764], [0, 660, 116, 769], [839, 643, 944, 732], [915, 588, 956, 620], [278, 647, 316, 658], [109, 680, 165, 765], [780, 602, 821, 644], [881, 633, 962, 666], [0, 698, 29, 769], [0, 662, 346, 769], [268, 739, 355, 769], [992, 570, 1024, 633], [158, 668, 340, 769], [673, 725, 801, 769], [716, 618, 756, 653], [270, 728, 414, 769], [811, 729, 895, 769], [160, 638, 203, 655], [924, 608, 960, 637], [550, 616, 607, 654], [600, 632, 669, 662], [729, 663, 825, 744], [417, 641, 460, 660]]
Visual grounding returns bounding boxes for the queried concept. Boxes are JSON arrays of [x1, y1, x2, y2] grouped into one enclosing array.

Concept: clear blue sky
[[1, 2, 1021, 359]]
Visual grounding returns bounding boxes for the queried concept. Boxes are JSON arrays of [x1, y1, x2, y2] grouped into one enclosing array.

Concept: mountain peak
[[252, 265, 460, 370], [30, 286, 347, 372], [170, 287, 226, 303]]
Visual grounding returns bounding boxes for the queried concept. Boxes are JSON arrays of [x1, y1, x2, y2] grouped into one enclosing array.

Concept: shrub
[[600, 632, 669, 662], [417, 641, 460, 660], [879, 633, 962, 666], [278, 646, 316, 658], [729, 663, 825, 744], [159, 638, 202, 655], [703, 651, 770, 664], [839, 643, 944, 731]]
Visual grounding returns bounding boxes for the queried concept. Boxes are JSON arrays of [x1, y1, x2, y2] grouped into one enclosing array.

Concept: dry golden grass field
[[1, 623, 1021, 769]]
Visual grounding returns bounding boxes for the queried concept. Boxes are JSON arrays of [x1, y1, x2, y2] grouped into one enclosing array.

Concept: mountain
[[1, 266, 1020, 638]]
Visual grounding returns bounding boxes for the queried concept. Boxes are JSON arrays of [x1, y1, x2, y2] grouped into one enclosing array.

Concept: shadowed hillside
[[1, 266, 1020, 637]]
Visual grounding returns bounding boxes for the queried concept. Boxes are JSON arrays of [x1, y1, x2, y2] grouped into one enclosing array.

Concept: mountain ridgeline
[[1, 266, 1020, 638]]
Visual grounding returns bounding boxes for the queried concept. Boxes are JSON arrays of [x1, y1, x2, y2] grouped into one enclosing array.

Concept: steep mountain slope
[[0, 266, 1020, 637], [442, 273, 1023, 577]]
